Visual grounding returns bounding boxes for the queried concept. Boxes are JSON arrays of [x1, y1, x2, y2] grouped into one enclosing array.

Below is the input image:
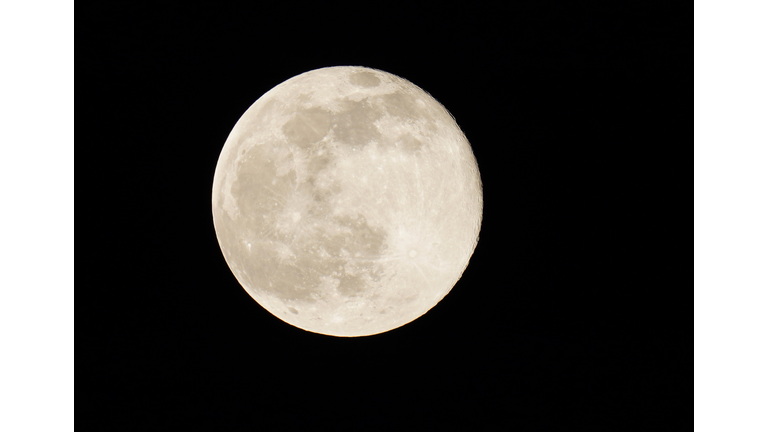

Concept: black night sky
[[80, 2, 685, 429]]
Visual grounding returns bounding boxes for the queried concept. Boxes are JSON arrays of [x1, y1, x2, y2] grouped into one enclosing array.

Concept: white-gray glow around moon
[[212, 66, 482, 337]]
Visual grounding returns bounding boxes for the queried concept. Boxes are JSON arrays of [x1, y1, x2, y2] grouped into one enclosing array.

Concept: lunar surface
[[212, 66, 482, 336]]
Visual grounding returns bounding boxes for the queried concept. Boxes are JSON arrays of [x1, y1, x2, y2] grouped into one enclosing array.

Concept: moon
[[212, 66, 482, 337]]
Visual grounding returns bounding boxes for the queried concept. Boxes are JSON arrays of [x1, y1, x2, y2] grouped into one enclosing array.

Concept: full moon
[[212, 66, 482, 337]]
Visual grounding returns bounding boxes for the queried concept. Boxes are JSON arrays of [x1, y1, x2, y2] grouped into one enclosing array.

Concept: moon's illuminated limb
[[212, 66, 482, 337]]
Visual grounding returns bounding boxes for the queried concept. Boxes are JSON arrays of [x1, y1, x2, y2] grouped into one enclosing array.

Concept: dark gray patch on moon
[[332, 99, 383, 148], [230, 140, 293, 219], [380, 92, 426, 120], [350, 71, 381, 88], [396, 134, 423, 153], [227, 147, 392, 304], [282, 107, 332, 148], [337, 273, 366, 297]]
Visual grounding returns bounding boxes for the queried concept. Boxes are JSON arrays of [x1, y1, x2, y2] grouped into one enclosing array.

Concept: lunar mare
[[212, 66, 482, 337]]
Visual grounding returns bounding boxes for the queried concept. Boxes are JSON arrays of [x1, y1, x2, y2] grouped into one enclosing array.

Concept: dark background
[[80, 2, 684, 430]]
